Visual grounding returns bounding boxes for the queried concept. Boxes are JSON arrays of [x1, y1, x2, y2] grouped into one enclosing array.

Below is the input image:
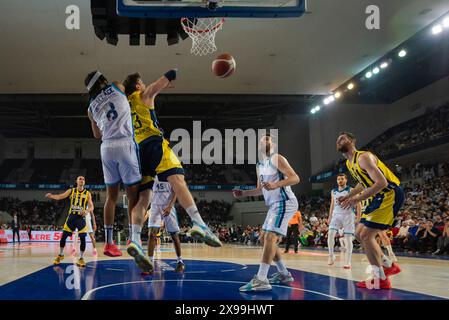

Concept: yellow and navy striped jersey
[[68, 188, 90, 215], [128, 91, 163, 144], [346, 150, 400, 191]]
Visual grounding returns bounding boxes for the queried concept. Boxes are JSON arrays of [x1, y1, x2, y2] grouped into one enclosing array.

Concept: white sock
[[344, 234, 353, 265], [105, 225, 114, 244], [257, 263, 270, 281], [59, 247, 64, 255], [177, 256, 183, 263], [327, 229, 337, 256], [371, 265, 386, 280], [80, 251, 84, 259], [381, 254, 393, 268], [128, 225, 132, 238], [274, 260, 289, 275], [186, 205, 206, 227], [385, 245, 395, 257], [131, 224, 142, 245]]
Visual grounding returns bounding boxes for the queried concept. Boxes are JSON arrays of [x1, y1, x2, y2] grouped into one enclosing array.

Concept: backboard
[[117, 0, 306, 18]]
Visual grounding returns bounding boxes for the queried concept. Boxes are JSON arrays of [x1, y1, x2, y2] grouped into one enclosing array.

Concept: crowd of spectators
[[0, 197, 64, 230], [2, 156, 449, 257]]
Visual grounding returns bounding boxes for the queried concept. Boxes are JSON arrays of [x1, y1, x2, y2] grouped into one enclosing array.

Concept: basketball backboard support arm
[[116, 0, 306, 18]]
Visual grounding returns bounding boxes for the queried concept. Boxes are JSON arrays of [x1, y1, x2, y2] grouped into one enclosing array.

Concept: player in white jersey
[[233, 135, 300, 292], [84, 71, 143, 261], [143, 177, 185, 273], [327, 173, 361, 269]]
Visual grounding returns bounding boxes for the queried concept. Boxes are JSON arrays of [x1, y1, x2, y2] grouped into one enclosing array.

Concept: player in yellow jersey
[[336, 132, 405, 289], [46, 176, 94, 268], [122, 70, 221, 273]]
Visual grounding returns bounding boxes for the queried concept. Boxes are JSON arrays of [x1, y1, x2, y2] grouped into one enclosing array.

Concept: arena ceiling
[[0, 0, 449, 95]]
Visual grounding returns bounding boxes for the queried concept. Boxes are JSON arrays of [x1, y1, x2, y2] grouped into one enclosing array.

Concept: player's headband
[[86, 71, 102, 91]]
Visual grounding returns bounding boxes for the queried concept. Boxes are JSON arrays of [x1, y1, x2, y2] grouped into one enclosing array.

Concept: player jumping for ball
[[327, 173, 361, 269], [85, 71, 143, 260], [234, 135, 300, 292], [122, 70, 222, 273], [47, 176, 94, 268], [336, 132, 404, 289]]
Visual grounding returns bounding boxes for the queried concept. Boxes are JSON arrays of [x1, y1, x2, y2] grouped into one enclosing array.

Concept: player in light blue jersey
[[85, 71, 152, 273], [327, 173, 361, 269], [233, 135, 300, 292]]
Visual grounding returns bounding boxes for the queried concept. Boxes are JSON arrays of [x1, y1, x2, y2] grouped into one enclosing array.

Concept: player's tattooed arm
[[45, 189, 71, 201], [337, 183, 363, 204], [87, 109, 102, 139], [263, 154, 300, 190], [341, 153, 388, 209], [355, 202, 362, 223]]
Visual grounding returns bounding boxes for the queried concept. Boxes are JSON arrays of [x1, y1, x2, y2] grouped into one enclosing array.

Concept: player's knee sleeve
[[79, 234, 86, 252], [60, 231, 71, 247]]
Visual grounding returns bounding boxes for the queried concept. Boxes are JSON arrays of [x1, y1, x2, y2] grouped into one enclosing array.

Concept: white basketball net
[[181, 17, 225, 56]]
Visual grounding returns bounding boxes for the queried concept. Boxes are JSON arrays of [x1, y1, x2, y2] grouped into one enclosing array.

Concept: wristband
[[164, 69, 177, 81]]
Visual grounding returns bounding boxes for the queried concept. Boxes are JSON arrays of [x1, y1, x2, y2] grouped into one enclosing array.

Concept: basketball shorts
[[329, 213, 355, 235], [138, 136, 184, 192], [262, 198, 298, 237], [148, 205, 180, 234], [100, 137, 142, 186], [361, 186, 405, 230], [63, 214, 87, 234]]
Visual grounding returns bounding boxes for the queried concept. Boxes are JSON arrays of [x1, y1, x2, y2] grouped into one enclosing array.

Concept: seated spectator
[[433, 219, 449, 255], [434, 215, 445, 229], [394, 221, 410, 250], [417, 220, 442, 253]]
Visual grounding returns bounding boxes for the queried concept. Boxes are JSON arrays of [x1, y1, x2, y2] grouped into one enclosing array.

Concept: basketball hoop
[[181, 17, 225, 56]]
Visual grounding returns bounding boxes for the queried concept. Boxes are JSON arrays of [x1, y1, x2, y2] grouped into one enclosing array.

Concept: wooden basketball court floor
[[1, 242, 448, 300]]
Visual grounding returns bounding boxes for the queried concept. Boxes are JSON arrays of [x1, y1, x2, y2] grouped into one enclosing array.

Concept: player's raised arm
[[45, 189, 72, 201], [142, 69, 177, 101], [87, 109, 102, 140]]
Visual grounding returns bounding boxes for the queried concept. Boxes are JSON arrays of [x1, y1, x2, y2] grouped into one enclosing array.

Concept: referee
[[284, 211, 302, 253], [11, 212, 20, 244]]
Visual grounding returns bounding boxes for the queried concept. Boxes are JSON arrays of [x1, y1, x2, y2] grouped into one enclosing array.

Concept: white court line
[[81, 279, 343, 300]]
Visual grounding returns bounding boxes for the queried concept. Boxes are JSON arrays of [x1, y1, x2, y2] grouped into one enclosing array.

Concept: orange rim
[[180, 18, 225, 34]]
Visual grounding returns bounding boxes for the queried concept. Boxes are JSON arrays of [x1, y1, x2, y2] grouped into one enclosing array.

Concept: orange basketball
[[212, 53, 236, 78]]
